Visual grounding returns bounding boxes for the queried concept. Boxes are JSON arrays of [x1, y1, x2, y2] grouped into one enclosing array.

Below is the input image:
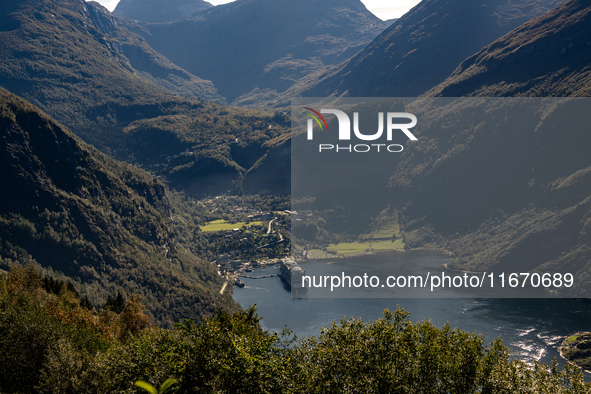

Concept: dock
[[237, 274, 279, 279]]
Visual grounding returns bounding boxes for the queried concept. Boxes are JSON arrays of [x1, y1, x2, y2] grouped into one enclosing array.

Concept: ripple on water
[[517, 327, 536, 337], [537, 333, 563, 346]]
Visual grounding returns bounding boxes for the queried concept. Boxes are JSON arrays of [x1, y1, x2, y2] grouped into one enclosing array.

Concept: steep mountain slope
[[114, 0, 212, 23], [121, 105, 289, 195], [125, 0, 388, 105], [386, 0, 591, 295], [0, 0, 223, 127], [246, 0, 564, 196], [0, 0, 293, 194], [280, 0, 562, 104], [0, 88, 237, 325], [427, 0, 591, 97]]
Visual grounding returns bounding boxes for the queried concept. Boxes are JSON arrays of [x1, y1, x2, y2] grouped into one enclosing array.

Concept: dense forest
[[1, 265, 589, 393], [0, 88, 238, 326]]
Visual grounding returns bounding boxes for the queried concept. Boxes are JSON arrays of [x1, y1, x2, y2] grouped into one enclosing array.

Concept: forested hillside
[[0, 0, 223, 114], [427, 0, 591, 97], [0, 0, 291, 194], [0, 88, 237, 326]]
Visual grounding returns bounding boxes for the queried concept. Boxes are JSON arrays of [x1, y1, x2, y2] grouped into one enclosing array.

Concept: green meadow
[[567, 334, 580, 343], [200, 219, 263, 232], [308, 213, 404, 258]]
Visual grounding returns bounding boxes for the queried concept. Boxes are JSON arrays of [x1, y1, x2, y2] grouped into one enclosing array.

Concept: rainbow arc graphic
[[304, 107, 328, 131]]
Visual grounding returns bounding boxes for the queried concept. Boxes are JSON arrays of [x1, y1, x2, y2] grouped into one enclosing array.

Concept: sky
[[92, 0, 422, 21]]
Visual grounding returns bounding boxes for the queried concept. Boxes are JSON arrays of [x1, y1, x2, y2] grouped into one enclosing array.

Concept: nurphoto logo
[[304, 107, 418, 153]]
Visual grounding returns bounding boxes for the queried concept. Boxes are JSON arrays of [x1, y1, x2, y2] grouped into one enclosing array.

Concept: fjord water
[[233, 252, 591, 369]]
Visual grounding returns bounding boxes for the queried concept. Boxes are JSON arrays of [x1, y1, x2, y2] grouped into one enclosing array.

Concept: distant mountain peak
[[124, 0, 388, 105], [279, 0, 562, 103], [114, 0, 213, 23]]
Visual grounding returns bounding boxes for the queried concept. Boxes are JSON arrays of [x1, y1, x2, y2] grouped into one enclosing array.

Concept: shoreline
[[558, 332, 591, 374]]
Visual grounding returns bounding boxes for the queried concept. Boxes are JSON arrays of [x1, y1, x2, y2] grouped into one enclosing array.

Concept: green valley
[[306, 209, 405, 259]]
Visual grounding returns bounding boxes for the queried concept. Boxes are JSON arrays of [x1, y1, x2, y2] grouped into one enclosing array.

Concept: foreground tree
[[289, 308, 588, 394], [1, 265, 589, 393]]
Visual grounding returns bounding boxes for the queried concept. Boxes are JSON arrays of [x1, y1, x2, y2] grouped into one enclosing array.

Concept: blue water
[[233, 252, 591, 371]]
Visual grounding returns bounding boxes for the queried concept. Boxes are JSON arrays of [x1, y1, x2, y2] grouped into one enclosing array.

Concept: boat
[[279, 258, 305, 289], [234, 277, 245, 287]]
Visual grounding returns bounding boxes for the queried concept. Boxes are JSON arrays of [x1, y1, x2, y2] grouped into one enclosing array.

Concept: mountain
[[427, 0, 591, 97], [0, 0, 224, 127], [0, 88, 237, 325], [246, 0, 565, 197], [0, 0, 293, 195], [279, 0, 562, 104], [386, 0, 591, 295], [114, 0, 213, 23], [121, 105, 290, 195], [123, 0, 388, 105]]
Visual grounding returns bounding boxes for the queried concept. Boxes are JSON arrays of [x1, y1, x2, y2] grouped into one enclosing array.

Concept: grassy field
[[567, 334, 580, 343], [307, 214, 404, 259], [307, 239, 404, 259], [200, 219, 263, 232], [361, 219, 401, 241]]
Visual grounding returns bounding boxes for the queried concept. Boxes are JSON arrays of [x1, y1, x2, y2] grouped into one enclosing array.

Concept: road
[[267, 218, 276, 234], [257, 217, 285, 249]]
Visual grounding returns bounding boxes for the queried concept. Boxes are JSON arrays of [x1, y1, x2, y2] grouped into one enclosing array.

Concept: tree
[[288, 307, 589, 393], [176, 306, 290, 393], [119, 294, 152, 341]]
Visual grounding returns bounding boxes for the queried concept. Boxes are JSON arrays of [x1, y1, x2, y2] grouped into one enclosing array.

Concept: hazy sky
[[92, 0, 421, 21]]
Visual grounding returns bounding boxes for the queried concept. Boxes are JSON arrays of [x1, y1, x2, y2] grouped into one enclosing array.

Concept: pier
[[237, 274, 278, 279]]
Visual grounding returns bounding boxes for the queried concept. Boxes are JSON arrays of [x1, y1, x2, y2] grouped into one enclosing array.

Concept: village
[[197, 208, 290, 289]]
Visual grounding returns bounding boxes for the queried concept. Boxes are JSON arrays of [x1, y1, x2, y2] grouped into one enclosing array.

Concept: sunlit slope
[[0, 88, 237, 325]]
